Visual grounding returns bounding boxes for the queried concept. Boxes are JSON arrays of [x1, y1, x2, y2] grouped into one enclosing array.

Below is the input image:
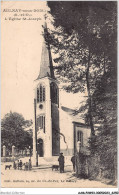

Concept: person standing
[[13, 161, 16, 170], [71, 155, 75, 172], [16, 160, 20, 170], [28, 159, 32, 170], [58, 153, 65, 173], [19, 160, 22, 170]]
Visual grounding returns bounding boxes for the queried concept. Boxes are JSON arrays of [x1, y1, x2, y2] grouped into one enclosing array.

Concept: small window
[[40, 85, 42, 102], [43, 116, 45, 133], [37, 88, 39, 102], [77, 131, 83, 147], [43, 87, 45, 101], [41, 116, 43, 129]]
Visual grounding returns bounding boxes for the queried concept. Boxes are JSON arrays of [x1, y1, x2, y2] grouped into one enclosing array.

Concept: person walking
[[71, 155, 75, 172], [58, 153, 65, 173]]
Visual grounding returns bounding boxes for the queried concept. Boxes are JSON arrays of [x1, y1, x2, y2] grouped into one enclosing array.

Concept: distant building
[[33, 24, 91, 162]]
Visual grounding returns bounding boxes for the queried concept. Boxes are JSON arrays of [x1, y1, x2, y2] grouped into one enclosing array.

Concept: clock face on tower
[[39, 104, 43, 109]]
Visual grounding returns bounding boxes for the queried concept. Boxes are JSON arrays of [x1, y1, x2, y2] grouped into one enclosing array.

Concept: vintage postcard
[[1, 1, 118, 190]]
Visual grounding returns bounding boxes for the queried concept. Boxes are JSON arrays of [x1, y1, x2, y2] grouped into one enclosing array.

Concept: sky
[[1, 1, 85, 120]]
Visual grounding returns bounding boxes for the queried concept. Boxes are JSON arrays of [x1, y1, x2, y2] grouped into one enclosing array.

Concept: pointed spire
[[36, 16, 55, 80]]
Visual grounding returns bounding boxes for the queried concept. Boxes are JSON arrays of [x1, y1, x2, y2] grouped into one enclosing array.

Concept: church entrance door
[[38, 139, 44, 157]]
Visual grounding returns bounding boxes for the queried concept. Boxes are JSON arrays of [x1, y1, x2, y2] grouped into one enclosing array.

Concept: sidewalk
[[19, 155, 72, 167]]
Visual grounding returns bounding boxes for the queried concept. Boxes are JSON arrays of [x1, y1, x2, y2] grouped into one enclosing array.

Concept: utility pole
[[33, 98, 38, 166]]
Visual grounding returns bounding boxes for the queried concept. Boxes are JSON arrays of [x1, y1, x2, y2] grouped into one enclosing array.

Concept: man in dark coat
[[58, 153, 65, 173], [71, 155, 75, 172], [19, 160, 23, 170], [13, 161, 16, 170]]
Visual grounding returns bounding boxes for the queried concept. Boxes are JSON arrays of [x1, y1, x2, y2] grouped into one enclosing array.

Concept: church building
[[33, 25, 91, 163]]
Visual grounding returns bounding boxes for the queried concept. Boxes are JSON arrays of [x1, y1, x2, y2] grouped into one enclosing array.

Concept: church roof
[[61, 106, 75, 114], [36, 25, 55, 80], [61, 106, 85, 123]]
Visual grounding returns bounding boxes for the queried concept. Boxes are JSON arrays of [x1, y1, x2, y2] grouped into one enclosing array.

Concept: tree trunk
[[86, 51, 95, 136], [104, 52, 106, 74]]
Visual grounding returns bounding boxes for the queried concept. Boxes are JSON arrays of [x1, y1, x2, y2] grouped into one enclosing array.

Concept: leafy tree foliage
[[1, 112, 33, 151], [47, 2, 117, 180], [90, 69, 117, 179], [47, 1, 117, 138]]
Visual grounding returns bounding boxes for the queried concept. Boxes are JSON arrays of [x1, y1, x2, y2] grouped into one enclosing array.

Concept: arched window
[[37, 84, 45, 103], [50, 82, 58, 105]]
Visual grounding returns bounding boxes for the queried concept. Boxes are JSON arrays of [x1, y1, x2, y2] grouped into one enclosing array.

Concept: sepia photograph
[[1, 1, 117, 190]]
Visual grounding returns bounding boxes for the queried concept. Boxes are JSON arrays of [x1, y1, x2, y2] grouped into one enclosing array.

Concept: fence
[[1, 145, 33, 162]]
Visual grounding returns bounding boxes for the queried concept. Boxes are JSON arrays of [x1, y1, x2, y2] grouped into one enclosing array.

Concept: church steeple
[[36, 21, 55, 80], [33, 17, 60, 159]]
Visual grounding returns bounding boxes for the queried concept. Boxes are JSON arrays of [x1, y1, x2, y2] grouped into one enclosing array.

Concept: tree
[[47, 1, 117, 137], [90, 69, 117, 180], [1, 112, 33, 151], [47, 2, 117, 180]]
